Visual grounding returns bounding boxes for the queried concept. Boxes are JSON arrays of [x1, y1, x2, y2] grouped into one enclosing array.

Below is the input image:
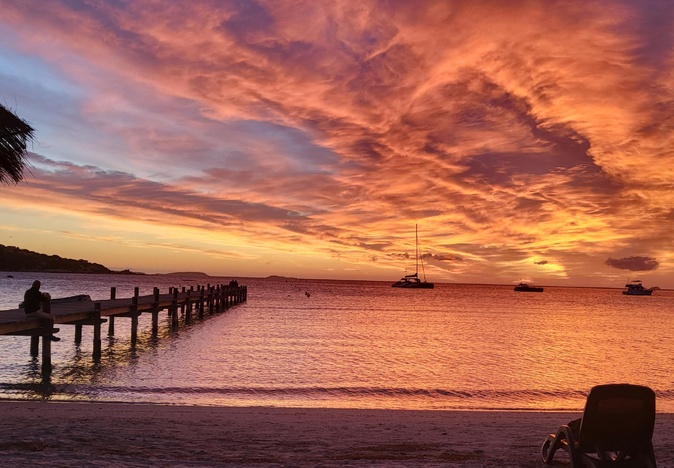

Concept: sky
[[1, 0, 674, 287]]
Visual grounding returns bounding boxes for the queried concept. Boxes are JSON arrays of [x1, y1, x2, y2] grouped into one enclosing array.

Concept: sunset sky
[[1, 1, 673, 287]]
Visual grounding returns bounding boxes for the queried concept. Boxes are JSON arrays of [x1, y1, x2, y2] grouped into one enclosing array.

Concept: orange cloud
[[2, 1, 674, 285]]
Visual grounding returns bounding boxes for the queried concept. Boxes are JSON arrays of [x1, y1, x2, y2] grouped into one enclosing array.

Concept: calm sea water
[[1, 272, 673, 412]]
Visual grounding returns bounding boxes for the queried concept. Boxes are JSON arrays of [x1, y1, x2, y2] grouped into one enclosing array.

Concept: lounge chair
[[541, 383, 656, 467]]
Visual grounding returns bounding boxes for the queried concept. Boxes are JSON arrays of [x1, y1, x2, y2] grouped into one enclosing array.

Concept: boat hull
[[514, 283, 543, 292], [392, 281, 434, 289], [623, 290, 653, 296]]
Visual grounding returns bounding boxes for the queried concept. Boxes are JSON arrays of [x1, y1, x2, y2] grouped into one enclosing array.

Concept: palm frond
[[0, 103, 35, 184]]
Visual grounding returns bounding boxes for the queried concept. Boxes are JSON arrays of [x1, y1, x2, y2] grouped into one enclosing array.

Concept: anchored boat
[[623, 280, 653, 296], [514, 283, 544, 292], [392, 225, 434, 289]]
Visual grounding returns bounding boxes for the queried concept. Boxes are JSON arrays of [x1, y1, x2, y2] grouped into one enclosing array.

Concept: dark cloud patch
[[390, 252, 410, 260], [534, 260, 548, 265], [442, 74, 615, 194], [605, 256, 659, 271], [349, 139, 386, 162], [629, 0, 674, 70], [218, 0, 275, 42], [514, 197, 546, 212], [463, 123, 596, 181], [347, 42, 418, 99], [59, 0, 164, 68], [421, 252, 463, 262]]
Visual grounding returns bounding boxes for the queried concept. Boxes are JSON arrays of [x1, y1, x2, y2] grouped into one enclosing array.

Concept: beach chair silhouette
[[541, 383, 656, 467]]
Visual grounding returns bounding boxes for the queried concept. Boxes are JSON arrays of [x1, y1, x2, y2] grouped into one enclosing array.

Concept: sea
[[1, 271, 673, 412]]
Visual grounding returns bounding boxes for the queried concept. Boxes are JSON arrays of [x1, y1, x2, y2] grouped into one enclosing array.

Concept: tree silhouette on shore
[[0, 103, 34, 184]]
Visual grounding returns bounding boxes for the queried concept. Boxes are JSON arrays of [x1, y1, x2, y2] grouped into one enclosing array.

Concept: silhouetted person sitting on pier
[[23, 280, 60, 342], [229, 279, 239, 287]]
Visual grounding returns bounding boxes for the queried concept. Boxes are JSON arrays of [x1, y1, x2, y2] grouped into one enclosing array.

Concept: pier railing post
[[108, 287, 116, 336], [198, 287, 205, 319], [41, 334, 52, 376], [93, 302, 102, 361], [208, 286, 215, 315], [205, 283, 211, 314], [185, 289, 192, 324], [151, 287, 160, 337], [131, 288, 139, 346], [171, 288, 179, 327], [167, 287, 173, 315], [30, 336, 39, 356], [216, 284, 222, 311]]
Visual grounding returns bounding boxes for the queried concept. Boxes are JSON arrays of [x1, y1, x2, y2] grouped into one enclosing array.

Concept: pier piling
[[93, 303, 102, 361], [108, 287, 116, 336]]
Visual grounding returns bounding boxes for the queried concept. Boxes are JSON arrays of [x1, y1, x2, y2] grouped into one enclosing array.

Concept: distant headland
[[0, 244, 142, 275]]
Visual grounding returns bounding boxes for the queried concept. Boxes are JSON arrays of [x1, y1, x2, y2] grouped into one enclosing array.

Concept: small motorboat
[[622, 280, 653, 296], [514, 282, 544, 292]]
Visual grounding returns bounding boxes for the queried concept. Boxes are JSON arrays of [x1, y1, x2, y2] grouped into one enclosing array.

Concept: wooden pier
[[0, 283, 247, 376]]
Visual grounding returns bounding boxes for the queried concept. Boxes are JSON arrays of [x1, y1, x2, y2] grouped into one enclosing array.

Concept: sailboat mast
[[415, 224, 419, 275], [417, 224, 429, 282]]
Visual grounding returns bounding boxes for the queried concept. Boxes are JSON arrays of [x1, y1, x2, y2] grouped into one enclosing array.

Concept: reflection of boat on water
[[392, 225, 434, 289], [623, 280, 653, 296], [514, 282, 544, 292]]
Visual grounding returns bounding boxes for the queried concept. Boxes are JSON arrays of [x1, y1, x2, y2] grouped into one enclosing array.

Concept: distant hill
[[163, 272, 210, 278], [0, 244, 139, 274]]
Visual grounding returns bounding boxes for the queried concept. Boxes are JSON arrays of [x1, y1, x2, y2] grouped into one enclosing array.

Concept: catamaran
[[391, 225, 434, 289]]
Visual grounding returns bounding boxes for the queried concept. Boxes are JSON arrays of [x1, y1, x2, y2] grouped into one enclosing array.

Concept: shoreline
[[1, 401, 673, 467]]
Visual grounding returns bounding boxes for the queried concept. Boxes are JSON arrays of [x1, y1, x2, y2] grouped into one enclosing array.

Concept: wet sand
[[1, 401, 673, 467]]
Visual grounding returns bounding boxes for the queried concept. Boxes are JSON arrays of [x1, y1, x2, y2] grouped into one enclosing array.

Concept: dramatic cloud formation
[[1, 0, 673, 286]]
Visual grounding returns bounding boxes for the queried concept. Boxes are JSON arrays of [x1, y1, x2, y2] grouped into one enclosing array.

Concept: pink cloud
[[2, 1, 674, 285]]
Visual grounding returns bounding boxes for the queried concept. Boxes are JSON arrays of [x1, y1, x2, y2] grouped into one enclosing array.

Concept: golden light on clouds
[[1, 0, 673, 286]]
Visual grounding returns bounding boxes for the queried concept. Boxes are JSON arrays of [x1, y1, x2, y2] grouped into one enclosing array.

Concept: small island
[[162, 272, 211, 278]]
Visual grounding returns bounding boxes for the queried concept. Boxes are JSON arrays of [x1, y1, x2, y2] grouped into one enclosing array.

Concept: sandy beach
[[0, 402, 672, 467]]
